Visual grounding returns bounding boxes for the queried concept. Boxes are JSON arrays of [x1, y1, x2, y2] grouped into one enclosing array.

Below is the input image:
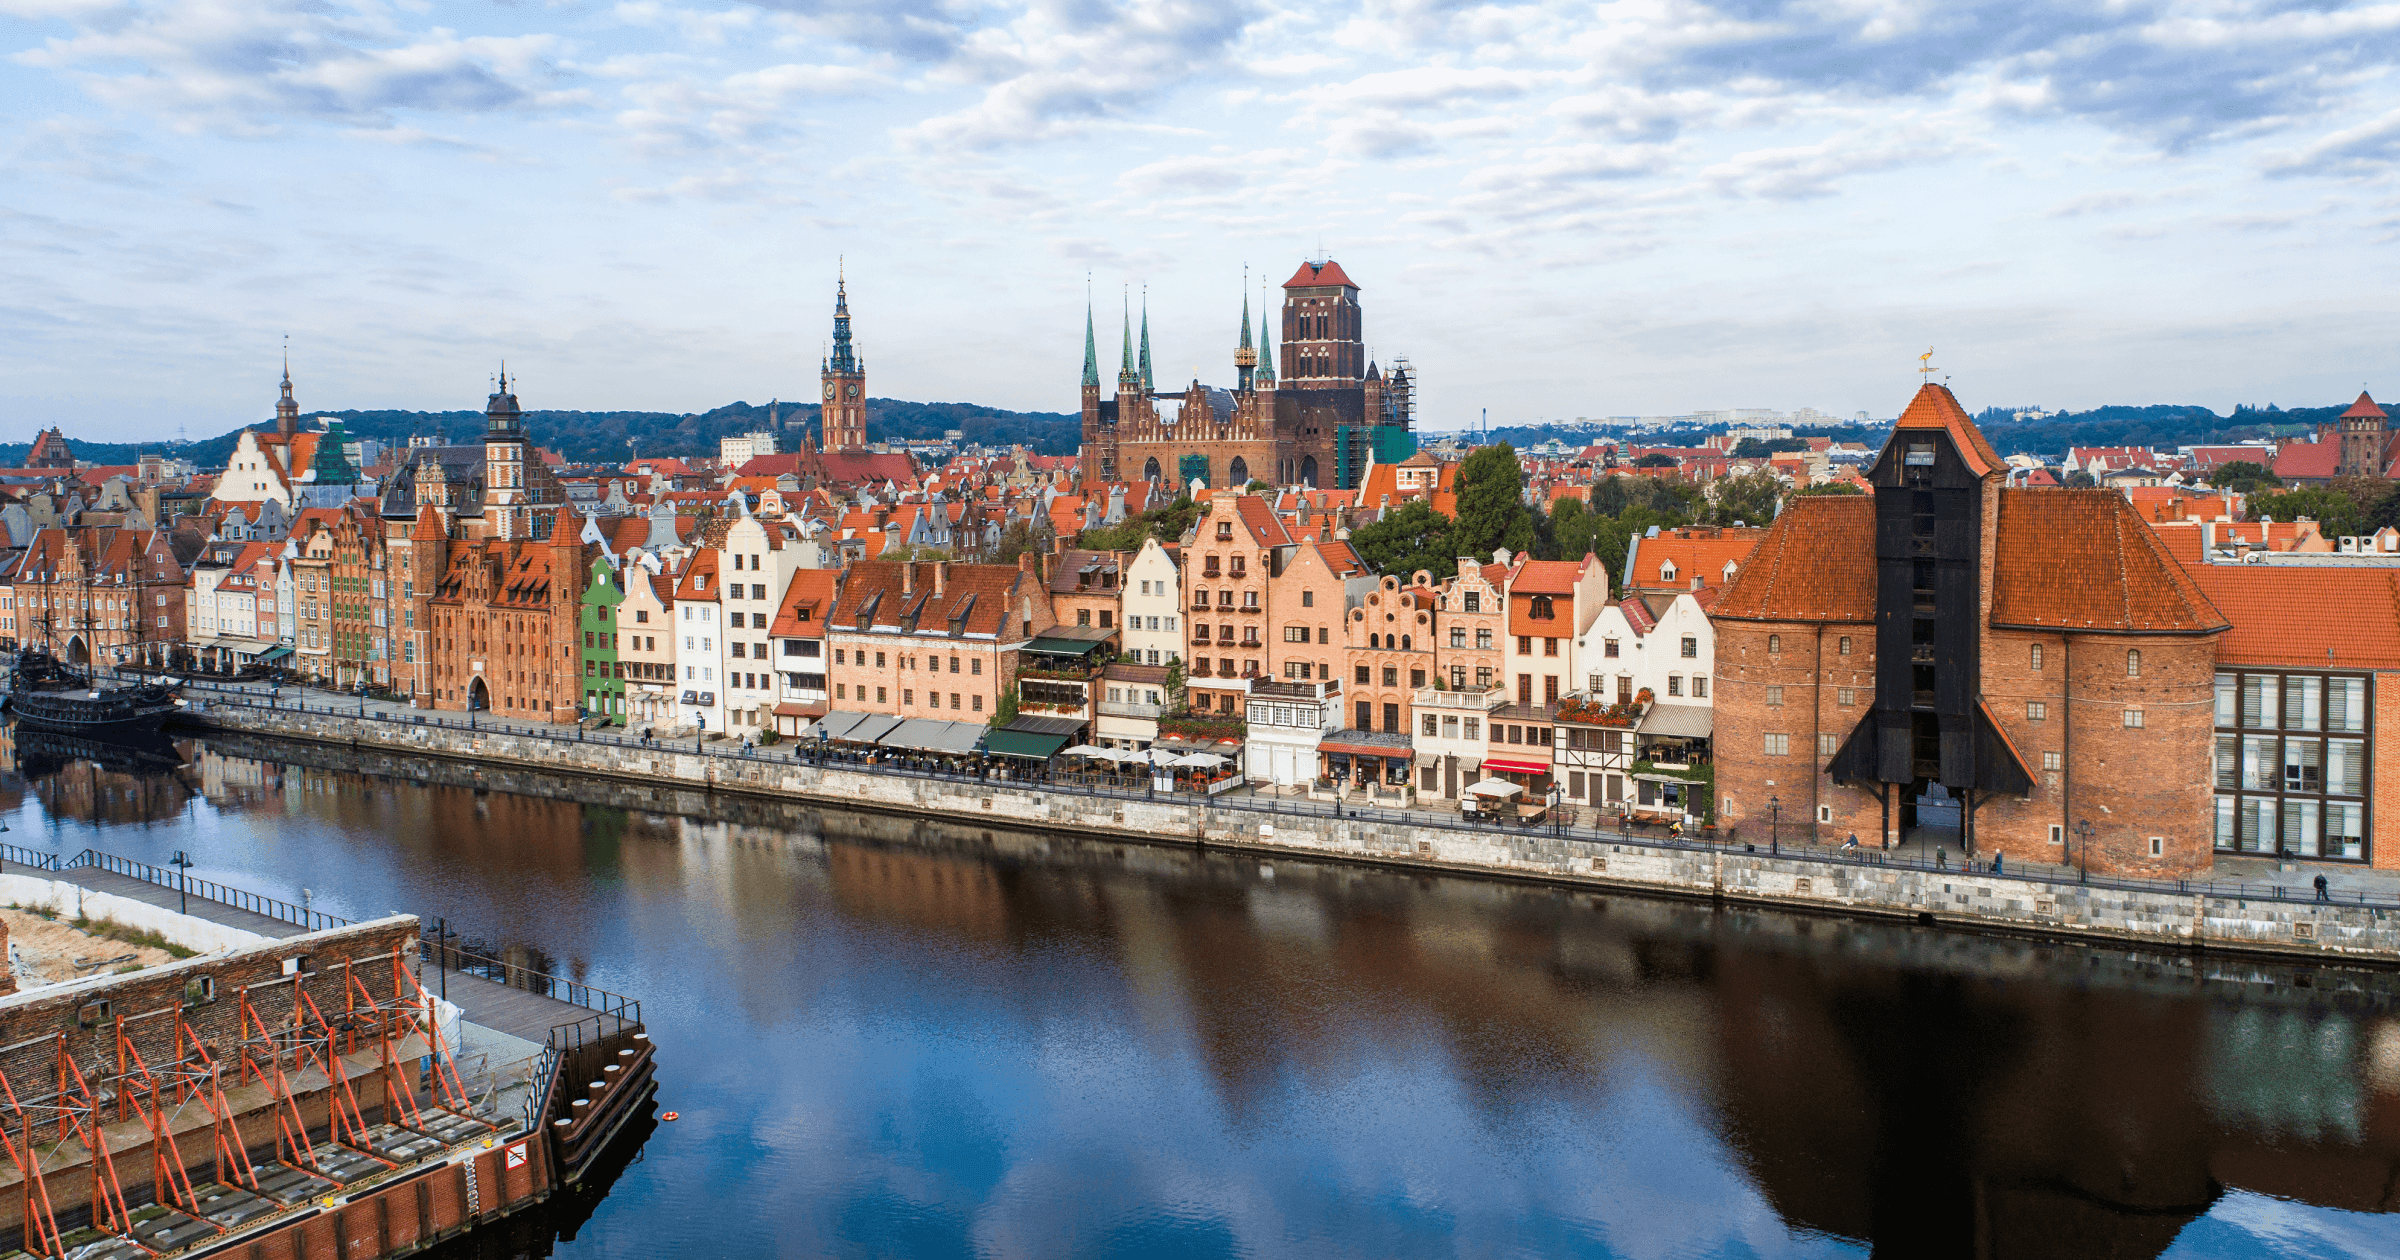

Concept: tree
[[1245, 479, 1271, 491], [1547, 496, 1601, 563], [1590, 505, 1687, 588], [2252, 487, 2365, 539], [1452, 444, 1537, 562], [1632, 452, 1677, 468], [992, 519, 1046, 565], [2206, 461, 2282, 494], [1708, 468, 1783, 526], [1590, 473, 1696, 518], [1731, 436, 1808, 458], [2064, 470, 2097, 488], [1349, 499, 1458, 581], [1793, 482, 1865, 497]]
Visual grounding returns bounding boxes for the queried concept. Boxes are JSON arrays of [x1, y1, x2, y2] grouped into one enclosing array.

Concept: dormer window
[[1660, 562, 1677, 583]]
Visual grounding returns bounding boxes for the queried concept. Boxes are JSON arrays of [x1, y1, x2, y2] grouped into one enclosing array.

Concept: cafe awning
[[1630, 772, 1696, 785], [1318, 731, 1413, 759], [986, 728, 1071, 760], [844, 713, 903, 745], [882, 718, 986, 755], [1481, 758, 1551, 775], [812, 710, 870, 741], [1637, 703, 1713, 739], [1025, 634, 1113, 657], [772, 701, 826, 718], [256, 645, 294, 663]]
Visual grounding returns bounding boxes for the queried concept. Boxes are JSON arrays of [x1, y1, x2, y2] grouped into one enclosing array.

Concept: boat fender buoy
[[662, 1111, 679, 1121]]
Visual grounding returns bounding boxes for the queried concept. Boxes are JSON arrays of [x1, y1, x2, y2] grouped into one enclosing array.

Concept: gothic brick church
[[1079, 259, 1414, 491]]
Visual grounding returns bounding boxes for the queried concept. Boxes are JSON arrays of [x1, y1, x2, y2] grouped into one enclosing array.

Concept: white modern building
[[1244, 677, 1342, 788]]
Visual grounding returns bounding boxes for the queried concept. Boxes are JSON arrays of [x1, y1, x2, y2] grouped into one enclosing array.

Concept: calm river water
[[6, 728, 2400, 1259]]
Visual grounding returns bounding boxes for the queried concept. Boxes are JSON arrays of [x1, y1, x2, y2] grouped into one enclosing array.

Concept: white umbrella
[[1463, 778, 1524, 798], [1062, 744, 1110, 758], [1174, 752, 1229, 768], [1130, 748, 1178, 766]]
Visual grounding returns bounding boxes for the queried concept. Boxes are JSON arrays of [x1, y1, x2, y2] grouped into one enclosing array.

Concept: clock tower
[[820, 272, 866, 453]]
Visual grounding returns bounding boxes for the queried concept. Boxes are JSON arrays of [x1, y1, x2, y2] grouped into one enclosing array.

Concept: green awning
[[256, 646, 294, 662], [985, 729, 1071, 760], [1025, 636, 1109, 657]]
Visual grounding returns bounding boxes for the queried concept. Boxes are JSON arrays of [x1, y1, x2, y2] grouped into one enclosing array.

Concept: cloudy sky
[[6, 0, 2400, 440]]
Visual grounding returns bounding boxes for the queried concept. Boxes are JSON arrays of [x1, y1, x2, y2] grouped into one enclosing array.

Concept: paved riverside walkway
[[44, 864, 309, 938], [175, 674, 2400, 905]]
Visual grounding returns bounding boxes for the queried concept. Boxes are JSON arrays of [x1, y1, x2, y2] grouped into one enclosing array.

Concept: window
[[1476, 628, 1493, 650], [2027, 701, 2046, 721], [1422, 713, 1439, 736], [1544, 638, 1559, 657], [1680, 637, 1697, 658], [1693, 677, 1707, 698], [1838, 687, 1856, 706], [1838, 636, 1851, 656], [1450, 627, 1466, 648], [1764, 733, 1789, 756], [1317, 627, 1328, 645], [1463, 592, 1480, 613], [1383, 667, 1398, 687], [1356, 665, 1371, 685], [1819, 733, 1838, 756], [1667, 676, 1682, 697], [2049, 824, 2064, 845], [2030, 643, 2043, 671], [2126, 649, 2141, 678], [1767, 634, 1781, 654], [1766, 685, 1784, 706], [2124, 708, 2144, 728], [1604, 639, 1620, 658], [1529, 595, 1555, 620], [2043, 750, 2063, 771], [1302, 590, 1314, 607], [1286, 625, 1309, 642]]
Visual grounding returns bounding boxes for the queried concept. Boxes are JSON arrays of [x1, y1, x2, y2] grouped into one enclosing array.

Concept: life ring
[[662, 1111, 679, 1121]]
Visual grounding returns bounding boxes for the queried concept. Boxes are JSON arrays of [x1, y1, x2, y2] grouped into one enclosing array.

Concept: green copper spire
[[1256, 294, 1276, 385], [1119, 291, 1136, 384], [1138, 291, 1154, 392], [1082, 301, 1099, 388], [1235, 286, 1256, 390]]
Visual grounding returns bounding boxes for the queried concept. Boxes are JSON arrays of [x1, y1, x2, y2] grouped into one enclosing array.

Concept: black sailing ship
[[2, 644, 183, 738]]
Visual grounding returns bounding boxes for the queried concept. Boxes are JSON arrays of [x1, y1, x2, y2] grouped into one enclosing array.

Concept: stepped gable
[[1989, 489, 2227, 634], [1892, 382, 2001, 476], [1709, 495, 1877, 623]]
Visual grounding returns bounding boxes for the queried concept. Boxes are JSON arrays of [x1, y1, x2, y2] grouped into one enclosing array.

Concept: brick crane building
[[1712, 384, 2229, 877]]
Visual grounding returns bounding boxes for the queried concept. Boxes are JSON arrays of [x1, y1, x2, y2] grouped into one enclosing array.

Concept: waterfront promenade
[[173, 679, 2400, 964]]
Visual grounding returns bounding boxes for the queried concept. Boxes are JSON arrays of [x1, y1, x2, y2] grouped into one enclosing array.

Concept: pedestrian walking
[[1936, 846, 1947, 869], [2316, 873, 2331, 902], [1992, 851, 2003, 875]]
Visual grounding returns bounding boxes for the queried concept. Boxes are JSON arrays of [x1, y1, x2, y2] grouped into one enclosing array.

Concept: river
[[6, 728, 2399, 1259]]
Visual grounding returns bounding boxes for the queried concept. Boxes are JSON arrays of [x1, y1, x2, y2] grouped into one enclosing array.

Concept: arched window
[[1401, 635, 1411, 651], [1143, 457, 1161, 483], [1530, 595, 1555, 620], [2126, 649, 2141, 678], [1299, 456, 1318, 487], [1369, 633, 1381, 649], [1768, 634, 1782, 654], [1228, 457, 1249, 485]]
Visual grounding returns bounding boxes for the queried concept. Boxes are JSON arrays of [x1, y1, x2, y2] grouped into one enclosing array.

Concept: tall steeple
[[1234, 276, 1257, 392], [1081, 300, 1099, 388], [1137, 289, 1154, 392], [275, 345, 299, 435], [1118, 291, 1136, 385], [820, 262, 868, 452], [1254, 282, 1276, 388]]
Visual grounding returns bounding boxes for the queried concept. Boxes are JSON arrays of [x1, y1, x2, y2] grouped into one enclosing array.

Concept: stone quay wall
[[194, 708, 2400, 964]]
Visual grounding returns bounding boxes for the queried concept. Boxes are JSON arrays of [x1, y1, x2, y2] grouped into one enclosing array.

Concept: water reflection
[[4, 729, 2398, 1257]]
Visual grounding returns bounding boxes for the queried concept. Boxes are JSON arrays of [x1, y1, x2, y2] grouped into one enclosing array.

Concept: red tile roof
[[2340, 391, 2386, 421], [1711, 495, 1877, 623], [769, 568, 841, 637], [1281, 259, 1359, 290], [2273, 441, 2340, 480], [1989, 490, 2227, 634], [1891, 383, 2001, 476], [1624, 529, 1763, 592], [2187, 565, 2400, 669]]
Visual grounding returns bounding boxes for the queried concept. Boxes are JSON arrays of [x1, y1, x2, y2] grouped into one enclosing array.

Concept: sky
[[5, 0, 2400, 442]]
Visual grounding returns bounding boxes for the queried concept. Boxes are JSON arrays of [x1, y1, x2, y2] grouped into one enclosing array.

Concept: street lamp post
[[1768, 795, 1781, 854], [2074, 818, 2093, 883], [169, 850, 191, 916], [696, 713, 706, 753]]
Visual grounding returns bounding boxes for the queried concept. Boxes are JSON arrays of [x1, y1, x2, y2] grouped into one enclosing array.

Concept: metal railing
[[181, 683, 2400, 913], [66, 848, 349, 932], [421, 935, 642, 1028]]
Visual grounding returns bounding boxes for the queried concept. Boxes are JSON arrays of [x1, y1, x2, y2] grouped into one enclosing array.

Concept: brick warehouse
[[1078, 259, 1415, 491], [1713, 384, 2230, 877]]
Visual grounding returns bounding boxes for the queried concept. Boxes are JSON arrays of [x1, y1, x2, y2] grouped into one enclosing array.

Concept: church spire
[[276, 338, 298, 435], [828, 270, 858, 374], [1118, 290, 1136, 385], [1234, 273, 1257, 392], [1255, 281, 1276, 387], [1082, 300, 1099, 388], [1137, 288, 1154, 392]]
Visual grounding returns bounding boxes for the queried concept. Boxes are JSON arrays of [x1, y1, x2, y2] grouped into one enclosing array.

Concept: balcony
[[1099, 697, 1163, 719], [1413, 685, 1507, 712], [1255, 678, 1339, 701]]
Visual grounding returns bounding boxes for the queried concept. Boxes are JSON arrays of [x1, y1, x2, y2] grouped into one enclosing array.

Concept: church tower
[[484, 366, 530, 538], [821, 271, 867, 453], [2337, 391, 2388, 479], [1280, 258, 1363, 388], [276, 353, 299, 435]]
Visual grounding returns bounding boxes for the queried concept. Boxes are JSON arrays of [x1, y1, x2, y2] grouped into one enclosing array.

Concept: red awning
[[1481, 758, 1551, 774], [1320, 740, 1410, 758], [773, 701, 827, 718]]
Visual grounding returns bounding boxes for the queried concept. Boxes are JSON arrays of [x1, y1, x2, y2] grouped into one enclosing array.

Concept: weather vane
[[1918, 347, 1936, 380]]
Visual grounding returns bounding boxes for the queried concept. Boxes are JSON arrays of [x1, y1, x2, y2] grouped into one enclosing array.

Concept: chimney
[[1018, 551, 1034, 576], [934, 561, 949, 596], [902, 563, 915, 595], [1691, 575, 1702, 591]]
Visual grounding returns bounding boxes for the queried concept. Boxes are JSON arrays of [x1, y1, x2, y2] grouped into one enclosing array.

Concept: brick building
[[1414, 556, 1509, 802], [825, 558, 1052, 722], [12, 526, 190, 669], [1713, 384, 2228, 876], [1078, 260, 1413, 491], [1180, 494, 1288, 718]]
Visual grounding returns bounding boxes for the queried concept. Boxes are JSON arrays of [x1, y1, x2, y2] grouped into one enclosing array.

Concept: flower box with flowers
[[1554, 696, 1646, 727]]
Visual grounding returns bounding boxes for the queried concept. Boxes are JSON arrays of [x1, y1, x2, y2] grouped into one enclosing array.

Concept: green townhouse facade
[[580, 553, 627, 723]]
